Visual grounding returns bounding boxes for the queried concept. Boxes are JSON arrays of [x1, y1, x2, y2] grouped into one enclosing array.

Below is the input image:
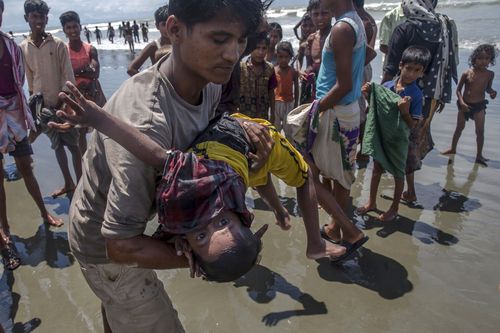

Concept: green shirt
[[379, 4, 406, 47]]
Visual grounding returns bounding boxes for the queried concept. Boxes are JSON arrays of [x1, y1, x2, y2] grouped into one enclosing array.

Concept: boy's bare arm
[[52, 81, 167, 169], [255, 177, 291, 230], [127, 43, 156, 76], [456, 72, 469, 110], [487, 71, 497, 99], [398, 96, 414, 128]]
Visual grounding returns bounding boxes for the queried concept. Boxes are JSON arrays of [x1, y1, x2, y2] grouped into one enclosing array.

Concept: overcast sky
[[2, 0, 300, 32]]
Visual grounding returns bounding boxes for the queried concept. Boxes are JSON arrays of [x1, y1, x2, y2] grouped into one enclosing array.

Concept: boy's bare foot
[[475, 157, 488, 167], [306, 239, 346, 260], [51, 186, 75, 198], [478, 155, 489, 162], [356, 202, 377, 215], [378, 209, 398, 222], [43, 214, 64, 228], [274, 209, 291, 231], [401, 191, 417, 202]]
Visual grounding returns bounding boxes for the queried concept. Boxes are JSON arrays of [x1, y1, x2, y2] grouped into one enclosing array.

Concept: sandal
[[1, 245, 21, 271]]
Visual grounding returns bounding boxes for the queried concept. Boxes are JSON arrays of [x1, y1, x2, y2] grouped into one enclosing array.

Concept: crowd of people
[[0, 0, 497, 332]]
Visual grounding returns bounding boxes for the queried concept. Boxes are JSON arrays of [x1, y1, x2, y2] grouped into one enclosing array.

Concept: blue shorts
[[0, 137, 33, 160]]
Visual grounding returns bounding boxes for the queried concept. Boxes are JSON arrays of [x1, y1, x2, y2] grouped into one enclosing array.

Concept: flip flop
[[331, 235, 369, 263], [1, 245, 21, 271], [320, 224, 340, 244]]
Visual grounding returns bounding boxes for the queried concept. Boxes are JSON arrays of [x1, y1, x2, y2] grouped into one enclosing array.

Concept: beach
[[2, 1, 500, 332]]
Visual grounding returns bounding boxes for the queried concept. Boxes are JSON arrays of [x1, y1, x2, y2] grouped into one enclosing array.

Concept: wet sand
[[1, 49, 499, 332]]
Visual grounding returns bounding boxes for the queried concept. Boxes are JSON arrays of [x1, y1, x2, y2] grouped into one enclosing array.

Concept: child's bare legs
[[296, 174, 346, 259], [255, 177, 291, 230], [357, 160, 383, 214], [379, 177, 404, 222], [15, 156, 63, 227], [52, 146, 76, 197], [313, 174, 341, 241], [0, 163, 9, 243], [443, 108, 466, 155], [402, 172, 417, 202], [473, 110, 487, 166]]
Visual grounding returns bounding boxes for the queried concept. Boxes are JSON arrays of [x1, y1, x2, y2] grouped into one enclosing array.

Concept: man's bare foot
[[356, 202, 376, 215], [306, 239, 346, 260], [43, 214, 64, 227], [274, 209, 291, 231], [51, 186, 75, 198], [442, 148, 456, 155], [401, 191, 417, 202], [378, 209, 398, 222], [475, 156, 488, 167]]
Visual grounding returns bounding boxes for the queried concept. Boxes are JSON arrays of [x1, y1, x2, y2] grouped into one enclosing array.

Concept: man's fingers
[[65, 81, 86, 102], [47, 121, 74, 132], [58, 92, 83, 116]]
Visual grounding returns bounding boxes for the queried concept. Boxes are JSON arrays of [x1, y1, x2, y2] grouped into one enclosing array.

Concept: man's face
[[251, 41, 268, 64], [157, 21, 169, 39], [310, 5, 332, 31], [173, 8, 248, 85], [25, 11, 48, 34], [63, 21, 81, 42], [185, 211, 247, 262]]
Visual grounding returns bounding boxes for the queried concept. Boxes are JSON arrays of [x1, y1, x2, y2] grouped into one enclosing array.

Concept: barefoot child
[[358, 46, 431, 221], [55, 81, 351, 265], [443, 44, 497, 166], [273, 41, 299, 132]]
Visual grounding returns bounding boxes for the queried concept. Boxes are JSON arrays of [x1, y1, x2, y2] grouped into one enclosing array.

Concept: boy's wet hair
[[268, 22, 283, 40], [307, 0, 321, 12], [195, 227, 263, 283], [154, 5, 169, 26], [401, 46, 432, 70], [24, 0, 49, 15], [168, 0, 273, 36], [59, 11, 80, 27], [277, 41, 294, 58], [256, 36, 271, 47], [469, 44, 497, 67]]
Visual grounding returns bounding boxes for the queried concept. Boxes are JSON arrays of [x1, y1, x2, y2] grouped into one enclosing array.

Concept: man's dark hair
[[0, 1, 4, 12], [154, 5, 169, 26], [307, 0, 321, 12], [469, 44, 497, 67], [24, 0, 49, 15], [59, 11, 80, 27], [277, 41, 294, 58], [401, 46, 432, 70], [168, 0, 274, 36], [195, 228, 263, 283], [268, 22, 282, 40], [353, 0, 365, 8]]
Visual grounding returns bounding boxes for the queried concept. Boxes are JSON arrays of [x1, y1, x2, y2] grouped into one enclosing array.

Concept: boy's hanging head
[[469, 44, 497, 67], [154, 4, 169, 27], [59, 11, 80, 27], [24, 0, 49, 15], [156, 151, 265, 283], [168, 0, 273, 36], [401, 46, 432, 70]]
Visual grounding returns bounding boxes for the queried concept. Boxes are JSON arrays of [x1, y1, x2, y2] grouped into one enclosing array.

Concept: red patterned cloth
[[156, 151, 253, 234]]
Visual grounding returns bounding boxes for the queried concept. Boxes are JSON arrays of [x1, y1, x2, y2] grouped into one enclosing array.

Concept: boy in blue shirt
[[358, 46, 431, 221]]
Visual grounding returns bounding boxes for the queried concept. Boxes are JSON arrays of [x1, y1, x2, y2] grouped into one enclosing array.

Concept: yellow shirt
[[190, 113, 309, 189]]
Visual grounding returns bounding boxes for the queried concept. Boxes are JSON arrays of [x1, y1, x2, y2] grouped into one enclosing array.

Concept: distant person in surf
[[106, 22, 115, 43], [94, 26, 101, 44]]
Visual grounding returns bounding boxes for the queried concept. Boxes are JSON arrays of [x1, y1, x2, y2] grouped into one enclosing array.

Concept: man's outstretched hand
[[49, 81, 102, 132]]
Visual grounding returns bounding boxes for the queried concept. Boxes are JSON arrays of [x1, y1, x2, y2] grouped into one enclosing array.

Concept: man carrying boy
[[358, 46, 431, 221], [62, 1, 273, 331], [20, 0, 82, 199]]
